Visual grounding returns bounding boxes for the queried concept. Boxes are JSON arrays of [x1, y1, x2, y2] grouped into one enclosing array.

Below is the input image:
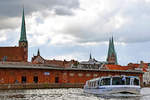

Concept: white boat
[[84, 75, 141, 95]]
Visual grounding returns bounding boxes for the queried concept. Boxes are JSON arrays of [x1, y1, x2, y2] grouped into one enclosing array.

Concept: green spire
[[19, 7, 27, 42], [107, 36, 118, 64]]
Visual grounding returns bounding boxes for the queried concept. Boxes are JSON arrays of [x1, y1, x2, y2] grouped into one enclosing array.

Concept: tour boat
[[84, 75, 141, 95]]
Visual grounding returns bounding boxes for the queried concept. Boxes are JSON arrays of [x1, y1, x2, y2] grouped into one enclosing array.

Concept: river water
[[0, 88, 149, 100]]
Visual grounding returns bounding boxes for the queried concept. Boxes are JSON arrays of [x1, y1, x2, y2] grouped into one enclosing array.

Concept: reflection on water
[[0, 88, 149, 100]]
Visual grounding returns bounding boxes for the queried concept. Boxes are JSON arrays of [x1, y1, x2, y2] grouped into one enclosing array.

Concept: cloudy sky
[[0, 0, 150, 65]]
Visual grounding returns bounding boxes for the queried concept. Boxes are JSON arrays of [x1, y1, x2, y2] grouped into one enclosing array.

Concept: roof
[[45, 59, 75, 68], [128, 63, 148, 72], [32, 55, 45, 64], [105, 64, 132, 70], [31, 54, 77, 68], [0, 47, 25, 62], [0, 63, 143, 74], [80, 58, 105, 65], [19, 8, 27, 42], [105, 62, 149, 72]]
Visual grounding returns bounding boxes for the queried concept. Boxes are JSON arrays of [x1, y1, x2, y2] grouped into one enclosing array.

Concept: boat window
[[88, 82, 90, 86], [93, 81, 96, 87], [100, 78, 110, 86], [134, 78, 139, 85], [89, 82, 91, 87], [126, 77, 130, 85], [92, 82, 94, 87], [112, 77, 125, 85], [98, 80, 100, 86]]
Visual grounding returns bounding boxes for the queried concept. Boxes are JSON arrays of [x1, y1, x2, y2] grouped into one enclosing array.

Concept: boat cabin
[[86, 76, 140, 88]]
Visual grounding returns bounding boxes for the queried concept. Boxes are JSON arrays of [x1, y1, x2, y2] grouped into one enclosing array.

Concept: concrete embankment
[[0, 83, 84, 90]]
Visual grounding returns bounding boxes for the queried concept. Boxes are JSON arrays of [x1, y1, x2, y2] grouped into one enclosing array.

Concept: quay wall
[[0, 83, 84, 90]]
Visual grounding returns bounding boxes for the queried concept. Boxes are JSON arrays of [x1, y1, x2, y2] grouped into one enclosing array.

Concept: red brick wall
[[0, 47, 27, 62], [0, 68, 143, 86]]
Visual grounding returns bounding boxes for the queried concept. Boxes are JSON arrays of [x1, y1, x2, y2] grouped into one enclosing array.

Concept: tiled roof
[[31, 54, 77, 68], [105, 64, 132, 70], [128, 63, 148, 72], [45, 59, 77, 68], [45, 60, 65, 67]]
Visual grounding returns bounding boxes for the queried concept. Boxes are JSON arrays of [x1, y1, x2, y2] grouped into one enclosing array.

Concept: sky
[[0, 0, 150, 65]]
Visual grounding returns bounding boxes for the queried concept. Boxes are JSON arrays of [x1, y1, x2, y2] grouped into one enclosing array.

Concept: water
[[0, 88, 149, 100]]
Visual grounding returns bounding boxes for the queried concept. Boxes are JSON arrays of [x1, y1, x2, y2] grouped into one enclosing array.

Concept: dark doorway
[[55, 77, 59, 83], [33, 76, 38, 83], [21, 76, 26, 83]]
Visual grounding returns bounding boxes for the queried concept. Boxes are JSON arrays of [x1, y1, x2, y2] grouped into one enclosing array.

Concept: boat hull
[[84, 85, 140, 95]]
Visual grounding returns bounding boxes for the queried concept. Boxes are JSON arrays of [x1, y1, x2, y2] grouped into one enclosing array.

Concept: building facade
[[0, 64, 143, 87]]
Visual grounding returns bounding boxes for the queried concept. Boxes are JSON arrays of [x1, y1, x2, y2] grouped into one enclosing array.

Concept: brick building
[[0, 8, 28, 62], [0, 64, 143, 87]]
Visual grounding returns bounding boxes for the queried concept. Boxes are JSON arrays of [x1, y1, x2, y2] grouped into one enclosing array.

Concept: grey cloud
[[54, 6, 74, 16], [0, 0, 79, 29], [0, 17, 20, 29], [0, 0, 79, 17]]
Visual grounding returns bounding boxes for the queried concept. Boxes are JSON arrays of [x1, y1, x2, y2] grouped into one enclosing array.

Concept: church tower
[[106, 37, 118, 65], [89, 53, 92, 60], [19, 8, 28, 62], [37, 49, 40, 56]]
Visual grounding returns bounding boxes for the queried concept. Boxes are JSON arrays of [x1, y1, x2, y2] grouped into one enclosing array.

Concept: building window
[[10, 72, 14, 75], [14, 80, 19, 84], [93, 74, 98, 77], [33, 76, 38, 83], [63, 73, 67, 75], [2, 56, 7, 61], [86, 73, 91, 77], [21, 76, 26, 83], [78, 73, 83, 77], [69, 73, 74, 77], [55, 77, 59, 83]]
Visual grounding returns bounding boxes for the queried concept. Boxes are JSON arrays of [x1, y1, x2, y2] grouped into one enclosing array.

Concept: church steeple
[[37, 49, 40, 56], [89, 53, 92, 60], [19, 7, 28, 62], [107, 36, 118, 65], [19, 7, 27, 42], [19, 7, 28, 48]]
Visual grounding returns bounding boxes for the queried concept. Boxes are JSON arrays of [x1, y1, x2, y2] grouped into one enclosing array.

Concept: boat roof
[[88, 75, 139, 82]]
